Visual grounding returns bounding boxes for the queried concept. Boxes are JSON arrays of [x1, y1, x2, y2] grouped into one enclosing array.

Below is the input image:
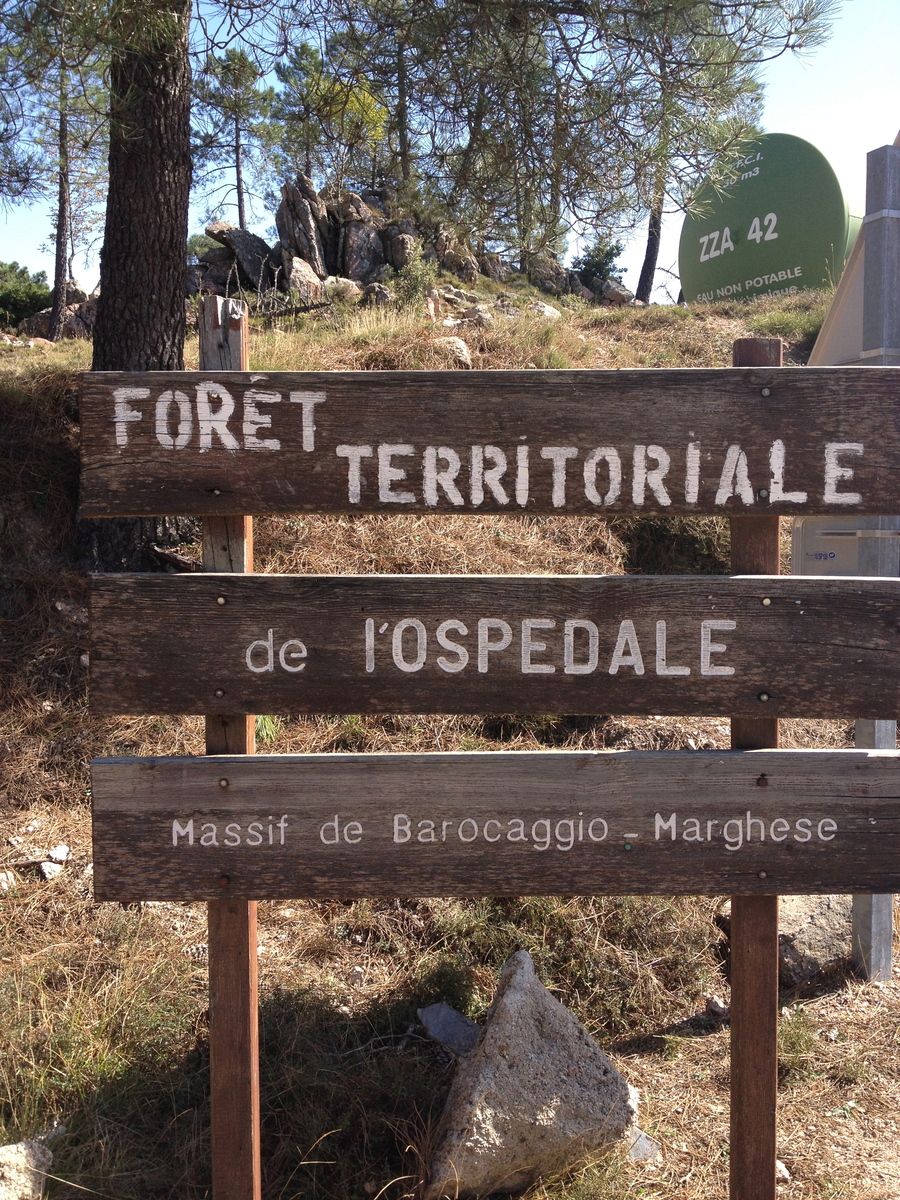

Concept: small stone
[[433, 337, 472, 369], [527, 300, 562, 320], [461, 305, 493, 327], [776, 1159, 791, 1180], [39, 862, 63, 881], [0, 871, 16, 892], [418, 1002, 481, 1056], [324, 276, 363, 301], [600, 278, 634, 306], [704, 994, 730, 1021], [627, 1129, 661, 1162], [350, 966, 366, 987], [0, 1138, 52, 1200], [361, 282, 393, 307], [47, 845, 70, 864]]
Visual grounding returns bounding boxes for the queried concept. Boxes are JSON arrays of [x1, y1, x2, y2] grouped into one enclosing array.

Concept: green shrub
[[571, 237, 624, 288], [393, 242, 437, 307], [186, 233, 220, 262], [0, 261, 51, 329]]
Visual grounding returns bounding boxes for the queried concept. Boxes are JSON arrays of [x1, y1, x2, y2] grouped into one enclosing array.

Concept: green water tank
[[678, 133, 857, 304]]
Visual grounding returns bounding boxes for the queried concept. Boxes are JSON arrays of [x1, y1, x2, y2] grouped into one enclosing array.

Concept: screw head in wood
[[219, 778, 229, 788], [757, 487, 769, 500], [762, 597, 771, 606], [758, 871, 768, 879], [213, 489, 221, 496], [219, 875, 230, 887], [760, 387, 771, 397], [216, 596, 227, 605], [758, 692, 770, 702], [214, 688, 225, 697], [756, 774, 768, 787]]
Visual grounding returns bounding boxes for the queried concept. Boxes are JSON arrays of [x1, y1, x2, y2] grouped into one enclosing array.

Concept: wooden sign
[[79, 367, 900, 517], [91, 749, 900, 900], [89, 573, 900, 719]]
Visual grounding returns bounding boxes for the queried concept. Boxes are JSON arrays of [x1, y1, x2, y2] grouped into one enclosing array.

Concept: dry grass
[[5, 289, 898, 1200]]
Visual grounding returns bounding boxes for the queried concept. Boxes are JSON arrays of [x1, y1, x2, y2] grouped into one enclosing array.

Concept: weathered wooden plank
[[78, 367, 900, 517], [89, 573, 900, 718], [90, 749, 900, 901]]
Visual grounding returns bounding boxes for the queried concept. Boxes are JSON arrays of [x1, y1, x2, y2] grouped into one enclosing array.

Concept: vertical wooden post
[[848, 137, 900, 978], [200, 296, 262, 1200], [729, 337, 781, 1200]]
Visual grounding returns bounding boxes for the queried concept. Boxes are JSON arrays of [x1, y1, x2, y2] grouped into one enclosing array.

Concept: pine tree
[[193, 48, 274, 229]]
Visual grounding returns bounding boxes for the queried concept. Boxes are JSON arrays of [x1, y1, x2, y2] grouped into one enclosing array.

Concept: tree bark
[[92, 0, 192, 371], [88, 0, 194, 570], [636, 200, 663, 304], [48, 76, 70, 344]]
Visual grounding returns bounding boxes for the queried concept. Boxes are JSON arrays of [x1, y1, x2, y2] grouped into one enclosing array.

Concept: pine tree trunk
[[92, 0, 192, 372], [235, 116, 246, 230], [48, 81, 69, 344], [396, 40, 411, 183], [636, 201, 663, 304], [88, 0, 195, 570]]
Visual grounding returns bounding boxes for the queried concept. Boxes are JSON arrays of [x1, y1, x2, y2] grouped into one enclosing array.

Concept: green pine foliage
[[0, 260, 50, 328], [571, 238, 624, 288]]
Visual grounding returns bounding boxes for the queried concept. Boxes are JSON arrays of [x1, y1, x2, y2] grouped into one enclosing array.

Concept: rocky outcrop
[[282, 253, 326, 305], [390, 233, 418, 270], [598, 277, 635, 307], [424, 951, 637, 1198], [527, 256, 589, 298], [275, 175, 330, 278], [479, 253, 511, 283], [206, 221, 278, 291], [17, 298, 97, 339], [343, 218, 385, 281], [187, 177, 616, 303], [434, 227, 479, 286]]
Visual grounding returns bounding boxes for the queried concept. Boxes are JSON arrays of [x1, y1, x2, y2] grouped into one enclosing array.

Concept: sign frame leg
[[200, 297, 261, 1200], [729, 338, 782, 1200]]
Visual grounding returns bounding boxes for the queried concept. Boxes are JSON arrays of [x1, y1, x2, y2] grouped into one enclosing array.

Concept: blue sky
[[2, 0, 898, 296]]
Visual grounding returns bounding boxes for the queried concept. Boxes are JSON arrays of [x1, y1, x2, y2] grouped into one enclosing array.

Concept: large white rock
[[424, 952, 637, 1198], [526, 300, 562, 321], [0, 1140, 52, 1200], [778, 895, 852, 986], [433, 337, 473, 370]]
